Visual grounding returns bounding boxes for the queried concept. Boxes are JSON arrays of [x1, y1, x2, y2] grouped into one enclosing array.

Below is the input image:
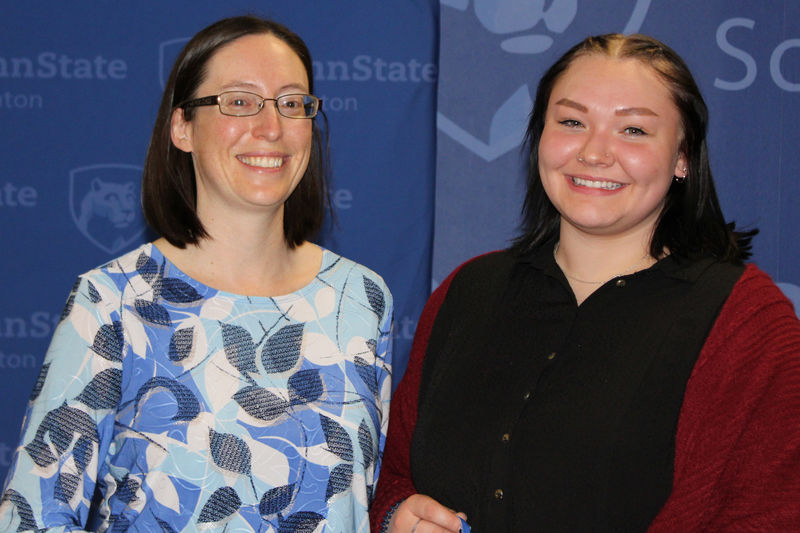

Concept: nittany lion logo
[[438, 0, 652, 161], [69, 164, 145, 254]]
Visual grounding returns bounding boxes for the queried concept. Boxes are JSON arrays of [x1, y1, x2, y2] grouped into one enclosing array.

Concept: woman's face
[[171, 33, 312, 219], [538, 54, 687, 242]]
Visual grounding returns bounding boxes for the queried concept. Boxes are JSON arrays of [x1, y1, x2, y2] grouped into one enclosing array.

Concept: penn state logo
[[438, 0, 653, 161], [69, 164, 145, 254]]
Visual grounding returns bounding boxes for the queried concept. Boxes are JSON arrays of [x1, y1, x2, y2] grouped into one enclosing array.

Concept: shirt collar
[[515, 239, 719, 283]]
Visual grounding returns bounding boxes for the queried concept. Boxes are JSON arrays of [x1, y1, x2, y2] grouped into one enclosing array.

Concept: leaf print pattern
[[136, 251, 159, 283], [24, 403, 99, 467], [321, 414, 354, 461], [133, 377, 200, 422], [134, 299, 172, 326], [159, 277, 202, 304], [0, 489, 39, 532], [87, 280, 101, 303], [363, 276, 385, 317], [29, 362, 50, 402], [116, 474, 140, 504], [197, 486, 241, 524], [288, 369, 323, 406], [358, 420, 374, 470], [355, 356, 379, 396], [259, 483, 295, 516], [54, 472, 81, 503], [109, 515, 130, 532], [168, 327, 194, 362], [278, 511, 325, 533], [91, 322, 125, 362], [156, 518, 179, 533], [263, 323, 304, 373], [75, 367, 122, 409], [222, 322, 257, 374], [59, 277, 82, 323], [0, 243, 392, 532], [233, 386, 288, 421], [325, 463, 353, 501], [209, 429, 252, 475], [73, 435, 94, 474]]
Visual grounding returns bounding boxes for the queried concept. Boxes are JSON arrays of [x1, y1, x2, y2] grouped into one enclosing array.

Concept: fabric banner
[[434, 0, 800, 304]]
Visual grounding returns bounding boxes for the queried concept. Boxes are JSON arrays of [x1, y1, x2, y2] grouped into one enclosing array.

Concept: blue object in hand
[[459, 517, 471, 533]]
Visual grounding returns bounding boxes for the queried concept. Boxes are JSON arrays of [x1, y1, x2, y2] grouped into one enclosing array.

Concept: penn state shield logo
[[69, 164, 145, 254]]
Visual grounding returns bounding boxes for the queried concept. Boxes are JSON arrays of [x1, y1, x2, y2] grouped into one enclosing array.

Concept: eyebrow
[[220, 80, 309, 94], [554, 98, 587, 112], [615, 107, 659, 117], [553, 98, 659, 117]]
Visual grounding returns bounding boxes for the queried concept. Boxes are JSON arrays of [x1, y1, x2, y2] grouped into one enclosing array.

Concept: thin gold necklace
[[553, 241, 651, 285]]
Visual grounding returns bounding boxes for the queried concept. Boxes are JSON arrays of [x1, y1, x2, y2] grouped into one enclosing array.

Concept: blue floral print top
[[0, 243, 393, 532]]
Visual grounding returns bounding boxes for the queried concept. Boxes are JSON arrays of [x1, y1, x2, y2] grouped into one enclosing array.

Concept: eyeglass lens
[[218, 92, 317, 118]]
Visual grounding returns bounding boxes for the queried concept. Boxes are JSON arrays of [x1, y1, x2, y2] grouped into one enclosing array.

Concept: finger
[[411, 519, 460, 533], [415, 497, 462, 529], [394, 494, 465, 532]]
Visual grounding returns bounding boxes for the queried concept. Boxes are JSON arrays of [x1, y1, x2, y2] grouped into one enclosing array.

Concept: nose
[[577, 130, 613, 166], [251, 101, 283, 141]]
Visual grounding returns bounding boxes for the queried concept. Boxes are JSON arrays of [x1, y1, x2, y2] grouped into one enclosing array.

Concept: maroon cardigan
[[370, 262, 800, 531]]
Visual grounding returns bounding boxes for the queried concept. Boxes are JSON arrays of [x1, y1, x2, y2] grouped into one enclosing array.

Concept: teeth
[[237, 155, 284, 168], [572, 176, 623, 190]]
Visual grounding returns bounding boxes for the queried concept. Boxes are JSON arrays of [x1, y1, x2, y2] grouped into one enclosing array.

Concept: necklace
[[553, 241, 651, 285]]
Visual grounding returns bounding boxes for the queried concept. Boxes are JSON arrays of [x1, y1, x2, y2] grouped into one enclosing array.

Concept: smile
[[237, 155, 285, 168], [571, 176, 623, 191]]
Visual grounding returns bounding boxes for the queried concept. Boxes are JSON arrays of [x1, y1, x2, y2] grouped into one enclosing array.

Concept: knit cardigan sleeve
[[648, 264, 800, 531], [369, 264, 464, 532]]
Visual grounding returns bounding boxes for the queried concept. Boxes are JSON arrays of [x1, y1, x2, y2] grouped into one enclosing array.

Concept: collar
[[515, 239, 719, 284]]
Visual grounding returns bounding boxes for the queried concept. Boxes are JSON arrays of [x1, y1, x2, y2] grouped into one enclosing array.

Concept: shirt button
[[546, 351, 556, 360], [615, 278, 627, 288], [522, 391, 531, 401], [501, 433, 510, 443], [494, 489, 504, 500]]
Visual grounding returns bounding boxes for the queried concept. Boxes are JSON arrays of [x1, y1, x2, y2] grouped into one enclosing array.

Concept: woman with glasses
[[371, 33, 800, 532], [0, 16, 392, 532]]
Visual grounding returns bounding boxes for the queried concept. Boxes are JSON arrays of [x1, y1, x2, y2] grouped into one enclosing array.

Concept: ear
[[170, 107, 193, 153], [673, 152, 688, 178]]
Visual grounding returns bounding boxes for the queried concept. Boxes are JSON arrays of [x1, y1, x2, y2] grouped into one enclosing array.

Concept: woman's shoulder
[[438, 250, 516, 295], [700, 262, 800, 359], [65, 242, 199, 314], [67, 243, 153, 294], [319, 248, 393, 307], [78, 242, 156, 281], [726, 263, 796, 314]]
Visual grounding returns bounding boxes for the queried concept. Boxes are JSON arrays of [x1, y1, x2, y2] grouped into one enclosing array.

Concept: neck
[[155, 210, 320, 297], [553, 229, 658, 303]]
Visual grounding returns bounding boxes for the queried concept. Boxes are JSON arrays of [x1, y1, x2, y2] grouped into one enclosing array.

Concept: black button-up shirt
[[411, 244, 742, 532]]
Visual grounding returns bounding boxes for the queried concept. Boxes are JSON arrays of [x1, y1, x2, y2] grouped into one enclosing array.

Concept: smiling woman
[[538, 53, 687, 303], [371, 33, 800, 533], [0, 16, 393, 533]]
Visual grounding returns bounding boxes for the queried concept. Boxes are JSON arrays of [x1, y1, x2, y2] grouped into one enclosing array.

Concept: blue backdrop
[[0, 1, 438, 483], [2, 0, 799, 487]]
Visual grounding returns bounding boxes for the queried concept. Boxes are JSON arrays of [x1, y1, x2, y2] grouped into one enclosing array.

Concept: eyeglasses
[[179, 91, 322, 119]]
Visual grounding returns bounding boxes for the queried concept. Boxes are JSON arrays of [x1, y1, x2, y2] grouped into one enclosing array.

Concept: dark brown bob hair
[[511, 33, 755, 263], [142, 15, 330, 249]]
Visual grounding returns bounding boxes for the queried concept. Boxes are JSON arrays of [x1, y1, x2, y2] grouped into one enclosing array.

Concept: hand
[[388, 494, 466, 532]]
